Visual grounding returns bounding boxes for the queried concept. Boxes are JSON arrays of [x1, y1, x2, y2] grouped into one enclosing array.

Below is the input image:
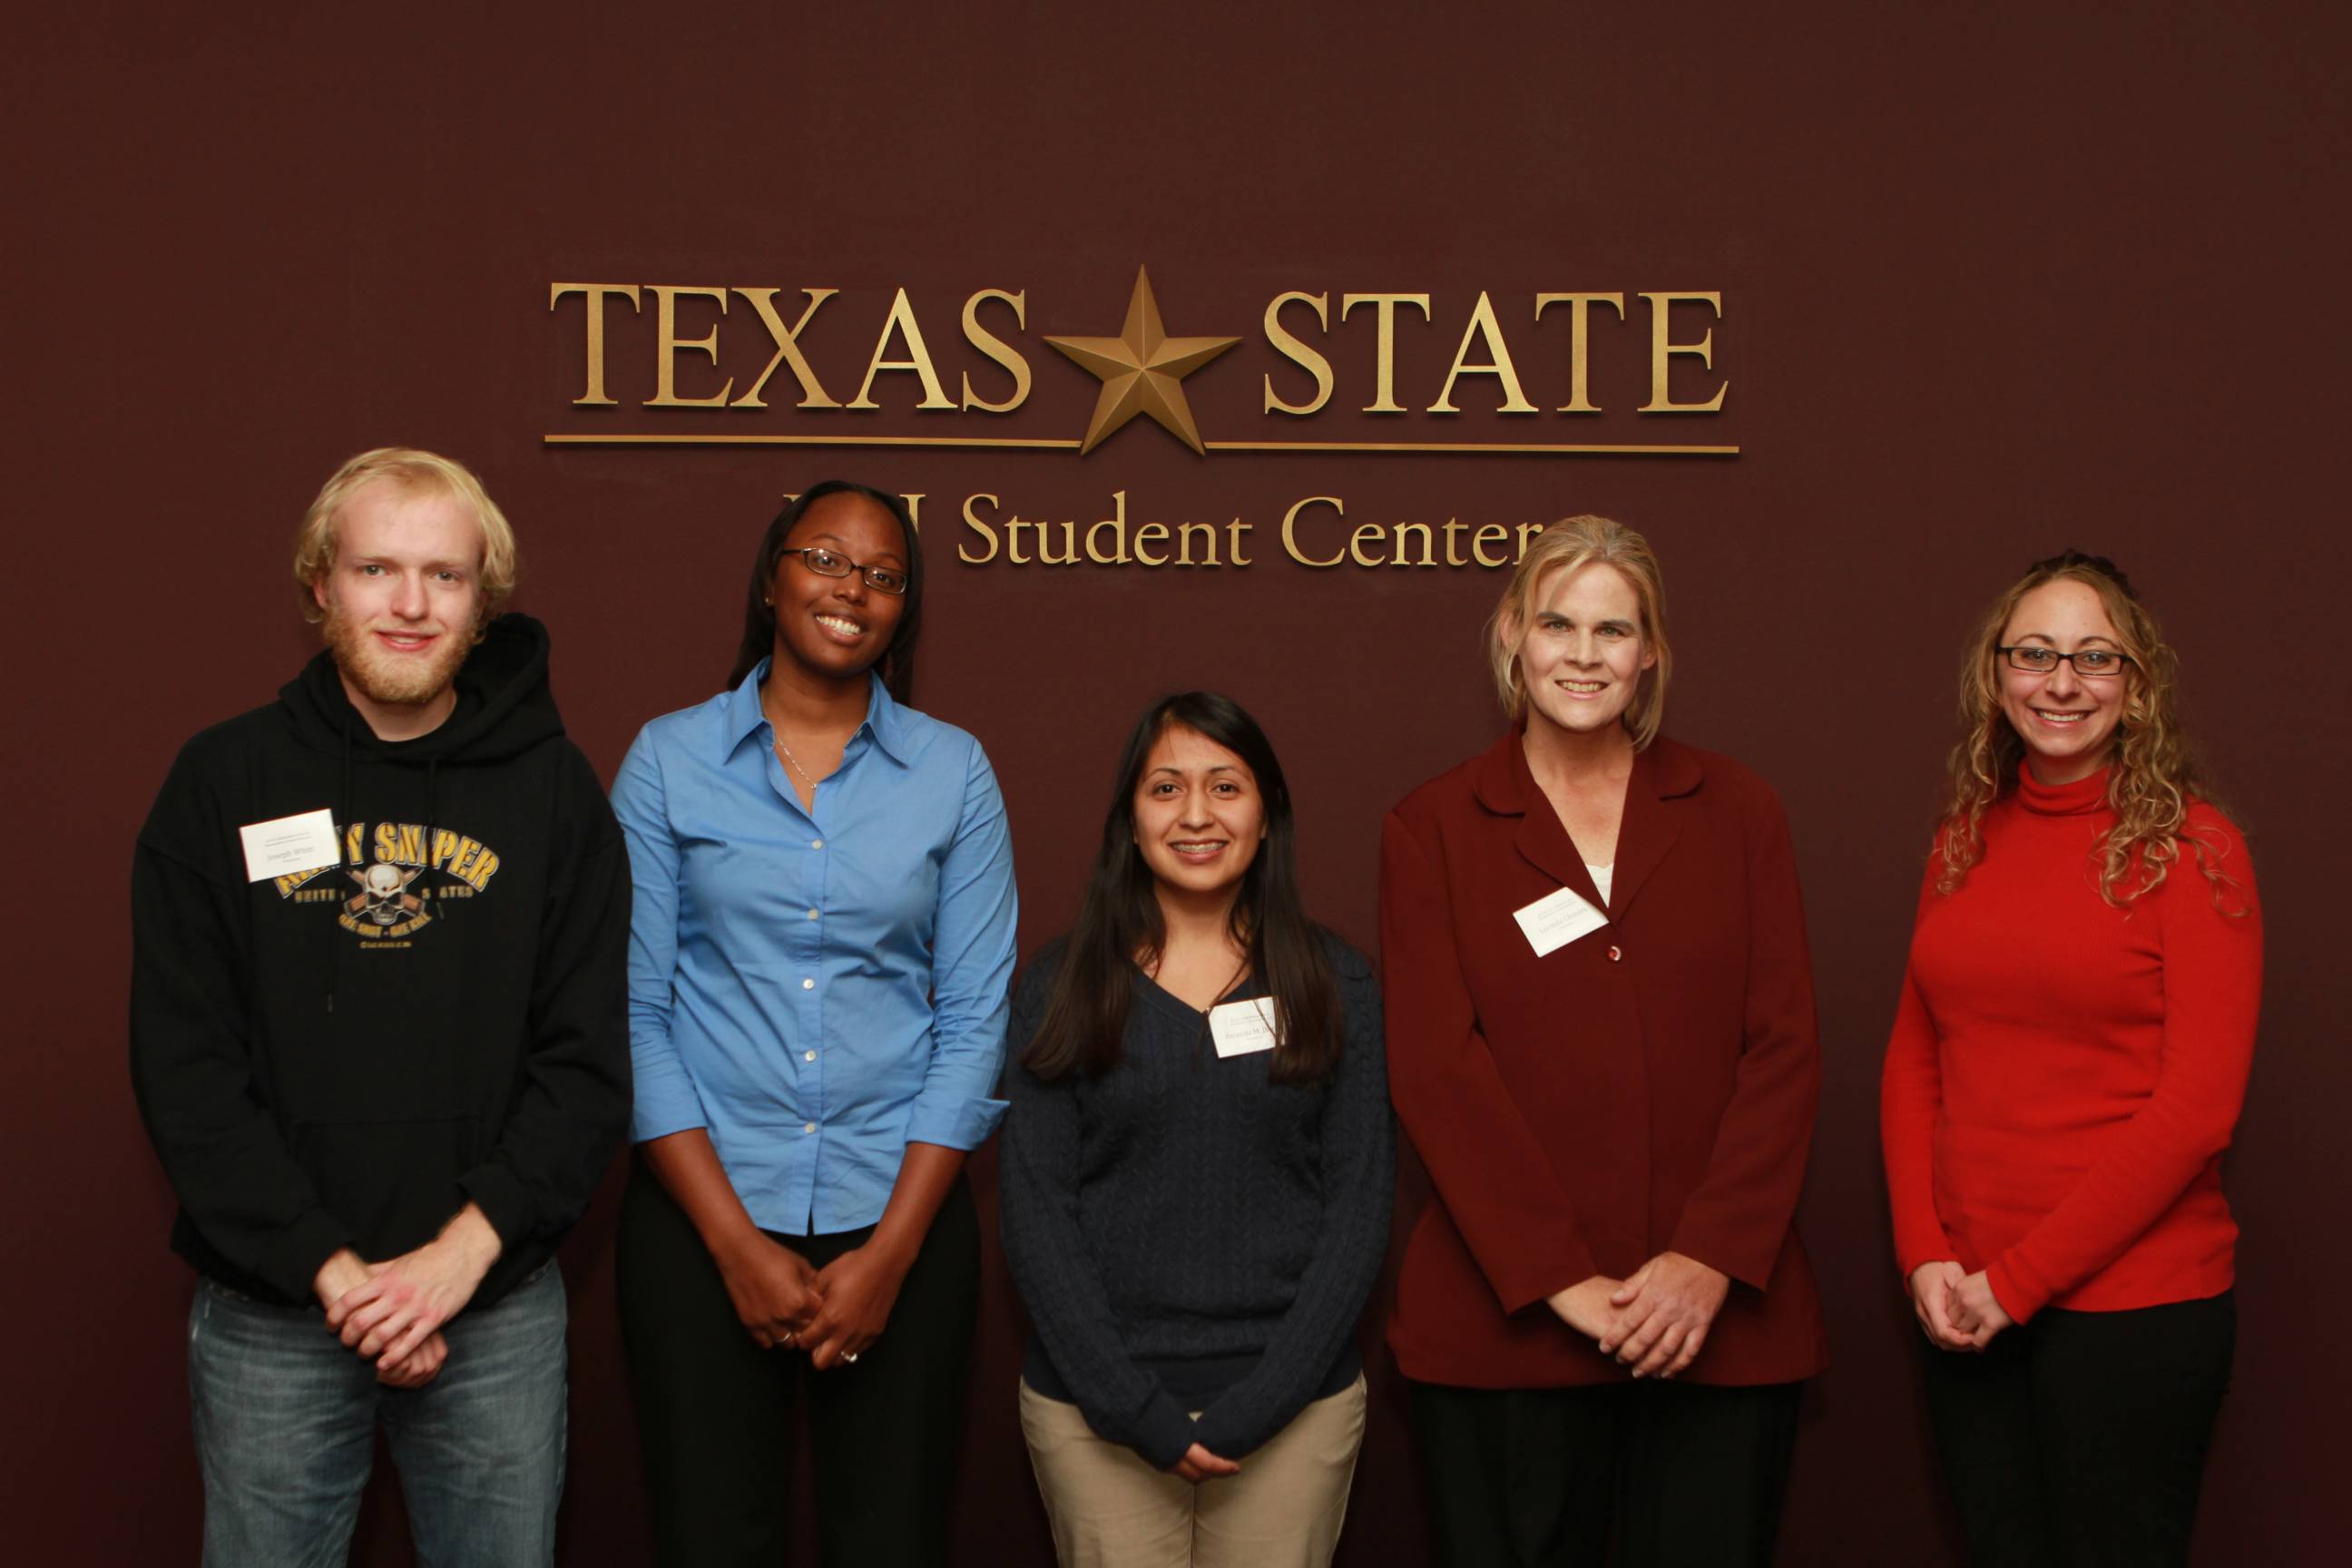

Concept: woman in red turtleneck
[[1880, 551, 2261, 1568]]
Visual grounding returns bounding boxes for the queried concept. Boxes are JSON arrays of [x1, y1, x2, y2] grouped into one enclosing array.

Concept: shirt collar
[[1470, 725, 1703, 815], [720, 662, 911, 767]]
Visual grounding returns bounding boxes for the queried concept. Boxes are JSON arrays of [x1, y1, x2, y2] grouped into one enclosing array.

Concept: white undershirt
[[1587, 862, 1613, 905]]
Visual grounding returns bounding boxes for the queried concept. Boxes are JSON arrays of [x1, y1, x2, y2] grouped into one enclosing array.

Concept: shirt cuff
[[459, 1164, 532, 1253], [630, 1083, 710, 1145], [1985, 1256, 2049, 1325], [263, 1208, 355, 1304], [1490, 1244, 1599, 1317], [1892, 1220, 1957, 1285], [1129, 1392, 1199, 1472], [903, 1093, 1009, 1152], [1667, 1220, 1774, 1294]]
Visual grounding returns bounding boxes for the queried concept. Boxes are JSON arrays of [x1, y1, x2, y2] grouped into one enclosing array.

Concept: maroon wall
[[8, 4, 2345, 1560]]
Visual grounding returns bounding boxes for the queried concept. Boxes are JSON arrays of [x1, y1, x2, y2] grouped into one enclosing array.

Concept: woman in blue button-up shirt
[[610, 481, 1017, 1567]]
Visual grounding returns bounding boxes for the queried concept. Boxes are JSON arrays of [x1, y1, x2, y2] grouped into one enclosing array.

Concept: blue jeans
[[187, 1261, 568, 1568]]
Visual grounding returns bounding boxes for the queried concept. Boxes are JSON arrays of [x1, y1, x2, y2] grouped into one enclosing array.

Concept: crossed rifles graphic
[[346, 863, 426, 924]]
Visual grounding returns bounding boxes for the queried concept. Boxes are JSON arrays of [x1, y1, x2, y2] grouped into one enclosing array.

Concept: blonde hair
[[1485, 514, 1672, 750], [1936, 552, 2241, 907], [292, 448, 518, 625]]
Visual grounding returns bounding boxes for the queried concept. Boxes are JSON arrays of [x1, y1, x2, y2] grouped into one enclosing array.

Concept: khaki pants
[[1019, 1375, 1368, 1568]]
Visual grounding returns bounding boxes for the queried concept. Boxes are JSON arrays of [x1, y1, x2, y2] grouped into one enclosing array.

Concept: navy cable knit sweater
[[998, 936, 1394, 1468]]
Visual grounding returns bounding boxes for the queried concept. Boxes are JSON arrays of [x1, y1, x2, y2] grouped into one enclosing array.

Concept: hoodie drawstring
[[425, 757, 445, 944], [328, 721, 352, 1014]]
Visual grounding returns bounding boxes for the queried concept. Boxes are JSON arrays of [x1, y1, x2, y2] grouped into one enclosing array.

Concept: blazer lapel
[[1482, 730, 1609, 911], [1608, 739, 1700, 917]]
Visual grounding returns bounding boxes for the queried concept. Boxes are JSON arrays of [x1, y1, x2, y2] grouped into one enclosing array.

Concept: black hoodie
[[131, 613, 631, 1309]]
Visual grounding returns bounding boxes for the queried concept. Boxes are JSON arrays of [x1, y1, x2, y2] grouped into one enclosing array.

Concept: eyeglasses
[[1998, 645, 2134, 679], [778, 546, 910, 596]]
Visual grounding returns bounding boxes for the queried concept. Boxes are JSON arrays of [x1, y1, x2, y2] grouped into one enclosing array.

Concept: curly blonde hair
[[1486, 514, 1672, 750], [1936, 551, 2240, 907]]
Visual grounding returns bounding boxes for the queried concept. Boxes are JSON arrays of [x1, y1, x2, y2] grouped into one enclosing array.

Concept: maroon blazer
[[1380, 730, 1827, 1387]]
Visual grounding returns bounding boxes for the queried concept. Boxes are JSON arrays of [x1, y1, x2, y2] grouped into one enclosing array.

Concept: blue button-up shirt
[[611, 665, 1016, 1235]]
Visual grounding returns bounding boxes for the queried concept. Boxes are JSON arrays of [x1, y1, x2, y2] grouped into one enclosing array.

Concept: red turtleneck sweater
[[1879, 765, 2262, 1322]]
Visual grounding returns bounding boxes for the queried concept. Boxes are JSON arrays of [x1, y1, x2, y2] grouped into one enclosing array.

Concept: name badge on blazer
[[1208, 997, 1279, 1058], [1512, 884, 1609, 957]]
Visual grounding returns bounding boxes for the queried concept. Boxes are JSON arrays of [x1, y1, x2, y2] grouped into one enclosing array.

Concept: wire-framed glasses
[[779, 546, 910, 595]]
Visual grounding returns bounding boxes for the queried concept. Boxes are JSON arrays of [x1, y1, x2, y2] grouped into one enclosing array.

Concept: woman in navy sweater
[[999, 691, 1394, 1568]]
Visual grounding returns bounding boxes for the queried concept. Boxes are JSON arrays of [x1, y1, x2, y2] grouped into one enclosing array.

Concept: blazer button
[[1607, 945, 1623, 962]]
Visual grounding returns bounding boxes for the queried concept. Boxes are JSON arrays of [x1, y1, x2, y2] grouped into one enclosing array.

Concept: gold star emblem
[[1044, 267, 1240, 456]]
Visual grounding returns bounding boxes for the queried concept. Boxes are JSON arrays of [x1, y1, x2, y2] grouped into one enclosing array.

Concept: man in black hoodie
[[131, 447, 631, 1566]]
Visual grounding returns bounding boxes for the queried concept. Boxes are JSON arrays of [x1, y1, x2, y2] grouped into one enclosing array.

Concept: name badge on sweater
[[1209, 997, 1279, 1058], [1513, 884, 1609, 957], [239, 808, 341, 883]]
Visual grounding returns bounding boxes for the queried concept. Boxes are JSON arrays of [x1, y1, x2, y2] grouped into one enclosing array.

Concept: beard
[[322, 603, 473, 710]]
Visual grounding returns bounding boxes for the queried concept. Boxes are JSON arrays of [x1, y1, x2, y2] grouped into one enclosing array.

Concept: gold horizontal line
[[542, 433, 1083, 450], [1205, 440, 1739, 456], [544, 433, 1739, 456]]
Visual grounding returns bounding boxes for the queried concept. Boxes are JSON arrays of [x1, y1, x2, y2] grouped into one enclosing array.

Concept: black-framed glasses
[[1998, 644, 2134, 679], [778, 546, 910, 596]]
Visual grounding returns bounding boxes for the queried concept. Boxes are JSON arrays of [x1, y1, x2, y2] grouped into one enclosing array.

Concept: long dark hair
[[728, 481, 926, 700], [1023, 692, 1341, 1083]]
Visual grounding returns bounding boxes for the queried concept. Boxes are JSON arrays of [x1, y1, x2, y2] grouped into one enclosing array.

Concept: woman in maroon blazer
[[1380, 515, 1825, 1567]]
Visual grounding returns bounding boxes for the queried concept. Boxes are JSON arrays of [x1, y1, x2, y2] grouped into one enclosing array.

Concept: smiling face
[[1509, 560, 1657, 745], [767, 491, 908, 686], [1998, 577, 2132, 784], [311, 478, 485, 732], [1131, 723, 1268, 907]]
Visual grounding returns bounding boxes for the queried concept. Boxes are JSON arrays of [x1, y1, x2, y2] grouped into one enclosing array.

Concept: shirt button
[[810, 838, 824, 849], [806, 908, 820, 920], [801, 977, 815, 990], [1607, 945, 1623, 962], [802, 1122, 817, 1135], [803, 1050, 817, 1062]]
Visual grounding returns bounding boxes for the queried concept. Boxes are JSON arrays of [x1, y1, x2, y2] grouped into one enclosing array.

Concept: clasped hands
[[1906, 1260, 2014, 1352], [1547, 1250, 1730, 1380], [314, 1204, 503, 1390], [717, 1230, 908, 1371]]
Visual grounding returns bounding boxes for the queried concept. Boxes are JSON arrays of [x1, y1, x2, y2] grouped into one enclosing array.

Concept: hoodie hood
[[281, 612, 563, 764]]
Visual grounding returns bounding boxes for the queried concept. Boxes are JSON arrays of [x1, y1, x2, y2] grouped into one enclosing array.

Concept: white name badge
[[1209, 997, 1280, 1058], [1512, 884, 1609, 957], [239, 808, 341, 884]]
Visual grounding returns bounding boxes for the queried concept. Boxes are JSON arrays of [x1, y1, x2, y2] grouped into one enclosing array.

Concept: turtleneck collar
[[2015, 758, 2113, 817]]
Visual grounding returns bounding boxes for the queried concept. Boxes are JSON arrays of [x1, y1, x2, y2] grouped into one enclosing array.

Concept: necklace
[[771, 730, 821, 790], [760, 697, 826, 791]]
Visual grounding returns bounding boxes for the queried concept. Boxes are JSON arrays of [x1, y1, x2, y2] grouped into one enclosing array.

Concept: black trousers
[[615, 1159, 980, 1568], [1917, 1290, 2234, 1568], [1409, 1378, 1802, 1568]]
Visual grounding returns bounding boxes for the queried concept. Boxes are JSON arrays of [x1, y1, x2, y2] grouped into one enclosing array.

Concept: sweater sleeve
[[1880, 859, 1955, 1279], [129, 754, 350, 1301], [1191, 955, 1396, 1459], [1986, 815, 2263, 1322], [1380, 809, 1597, 1312], [456, 750, 634, 1251], [1666, 780, 1822, 1289], [996, 962, 1199, 1470]]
